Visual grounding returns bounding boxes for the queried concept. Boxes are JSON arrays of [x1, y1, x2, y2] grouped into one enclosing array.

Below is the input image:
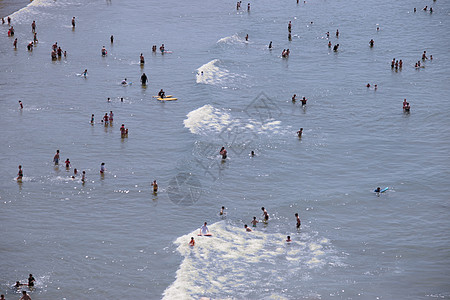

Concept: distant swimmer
[[220, 147, 227, 159], [160, 44, 165, 53], [158, 89, 165, 98], [13, 38, 17, 48], [120, 124, 126, 137], [403, 101, 410, 112], [57, 47, 62, 57], [14, 281, 26, 288], [366, 83, 371, 88], [81, 171, 86, 183], [19, 100, 23, 109], [7, 16, 11, 25], [295, 213, 301, 229], [103, 113, 109, 125], [247, 2, 250, 11], [261, 207, 269, 221], [71, 17, 75, 27], [286, 236, 292, 242], [140, 53, 145, 64], [27, 42, 33, 51], [374, 187, 381, 193], [430, 7, 433, 13], [326, 31, 330, 38], [374, 84, 378, 90], [414, 8, 416, 13], [101, 46, 107, 56], [251, 216, 258, 227], [268, 41, 272, 49], [8, 26, 14, 37], [292, 94, 297, 103], [107, 97, 111, 102], [152, 45, 157, 52], [250, 150, 255, 157], [328, 41, 332, 48], [288, 33, 292, 41], [20, 291, 32, 300], [245, 34, 248, 41], [65, 158, 71, 168], [141, 73, 148, 85], [300, 96, 307, 106], [422, 51, 428, 60], [399, 60, 403, 68], [100, 162, 105, 174], [219, 206, 226, 215], [423, 6, 427, 11], [288, 21, 292, 33], [121, 78, 128, 85], [82, 69, 88, 77], [199, 222, 210, 235], [369, 39, 374, 47], [336, 29, 339, 37], [53, 150, 60, 165], [297, 128, 303, 138], [189, 237, 195, 246], [34, 33, 38, 43], [109, 111, 114, 122], [17, 165, 23, 180], [90, 114, 94, 124], [110, 35, 114, 43], [244, 224, 252, 232], [28, 274, 35, 287], [333, 44, 339, 51], [151, 180, 158, 193]]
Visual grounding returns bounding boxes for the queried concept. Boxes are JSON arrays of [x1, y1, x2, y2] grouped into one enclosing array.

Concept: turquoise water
[[1, 0, 449, 299]]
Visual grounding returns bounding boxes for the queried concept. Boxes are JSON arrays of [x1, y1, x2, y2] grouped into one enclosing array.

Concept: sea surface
[[1, 0, 449, 299]]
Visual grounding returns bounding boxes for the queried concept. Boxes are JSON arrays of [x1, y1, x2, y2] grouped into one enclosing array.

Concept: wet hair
[[295, 213, 298, 217]]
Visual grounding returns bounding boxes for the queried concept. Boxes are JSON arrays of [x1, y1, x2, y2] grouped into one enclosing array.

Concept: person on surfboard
[[199, 222, 209, 235], [158, 89, 165, 98]]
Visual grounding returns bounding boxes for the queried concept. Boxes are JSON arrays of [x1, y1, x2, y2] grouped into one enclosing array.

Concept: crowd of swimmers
[[189, 207, 302, 247]]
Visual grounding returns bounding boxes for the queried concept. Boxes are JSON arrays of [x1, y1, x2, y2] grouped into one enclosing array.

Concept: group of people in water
[[188, 207, 302, 246]]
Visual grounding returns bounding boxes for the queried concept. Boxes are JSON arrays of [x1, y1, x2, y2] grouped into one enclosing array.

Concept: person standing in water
[[286, 236, 292, 242], [18, 100, 23, 109], [219, 206, 226, 216], [13, 38, 17, 49], [100, 163, 105, 174], [28, 274, 35, 287], [199, 222, 210, 235], [81, 171, 86, 183], [140, 53, 145, 64], [141, 73, 148, 85], [295, 213, 301, 229], [110, 35, 114, 43], [268, 41, 272, 49], [189, 237, 195, 247], [71, 17, 75, 28], [17, 165, 23, 180], [300, 97, 307, 106], [103, 113, 109, 125], [109, 111, 114, 123], [292, 94, 297, 102], [297, 128, 303, 138], [53, 150, 60, 165], [261, 207, 269, 222], [251, 216, 258, 227], [65, 158, 71, 168], [220, 147, 227, 159], [151, 180, 158, 193]]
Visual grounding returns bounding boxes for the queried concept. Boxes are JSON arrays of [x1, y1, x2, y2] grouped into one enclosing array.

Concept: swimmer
[[160, 44, 165, 53], [422, 51, 428, 60], [20, 291, 31, 300], [292, 94, 297, 102], [103, 113, 109, 125], [244, 224, 252, 232], [7, 17, 11, 25], [140, 53, 145, 64], [34, 33, 38, 43], [81, 171, 86, 183], [109, 111, 113, 122], [107, 97, 111, 102], [430, 55, 433, 60], [251, 216, 258, 227], [220, 147, 227, 159], [101, 46, 107, 56], [286, 236, 292, 242], [90, 114, 94, 124], [100, 162, 105, 174], [374, 84, 378, 90], [268, 41, 272, 49], [151, 180, 158, 193], [288, 21, 291, 32], [17, 165, 23, 180], [326, 31, 330, 38], [430, 7, 433, 13], [57, 47, 62, 57], [27, 42, 33, 51], [65, 158, 71, 168], [366, 83, 371, 88], [295, 213, 301, 229], [403, 99, 408, 109], [120, 97, 124, 102], [288, 33, 292, 41], [250, 150, 255, 157], [74, 168, 78, 175], [300, 96, 307, 106], [261, 207, 269, 221], [28, 274, 35, 287], [82, 69, 87, 77], [328, 41, 332, 48], [13, 38, 17, 48], [404, 102, 410, 112], [247, 2, 250, 11], [414, 8, 416, 12], [375, 187, 381, 193], [141, 73, 148, 85], [391, 58, 395, 68], [72, 17, 75, 27], [53, 150, 60, 165], [423, 6, 427, 11], [189, 237, 195, 246], [121, 78, 128, 85], [245, 34, 248, 41], [219, 206, 225, 215], [333, 44, 339, 51], [14, 281, 25, 288], [110, 35, 114, 43], [199, 222, 209, 235], [19, 100, 23, 109], [369, 39, 374, 47], [399, 60, 403, 68], [297, 128, 303, 138], [120, 124, 126, 137], [336, 29, 339, 37]]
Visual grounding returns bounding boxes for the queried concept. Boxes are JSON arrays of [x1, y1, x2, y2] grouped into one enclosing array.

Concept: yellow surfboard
[[157, 97, 177, 101]]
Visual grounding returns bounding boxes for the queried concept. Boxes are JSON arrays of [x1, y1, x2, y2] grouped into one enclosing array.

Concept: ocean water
[[1, 0, 449, 299]]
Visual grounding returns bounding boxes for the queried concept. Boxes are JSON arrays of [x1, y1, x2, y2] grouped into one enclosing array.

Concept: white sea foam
[[162, 221, 340, 299], [184, 104, 286, 136], [217, 34, 247, 45], [196, 59, 229, 85], [8, 0, 59, 22]]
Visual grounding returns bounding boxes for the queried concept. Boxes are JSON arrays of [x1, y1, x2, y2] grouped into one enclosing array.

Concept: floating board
[[374, 187, 389, 193], [198, 233, 212, 237], [157, 97, 177, 101], [152, 95, 173, 98]]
